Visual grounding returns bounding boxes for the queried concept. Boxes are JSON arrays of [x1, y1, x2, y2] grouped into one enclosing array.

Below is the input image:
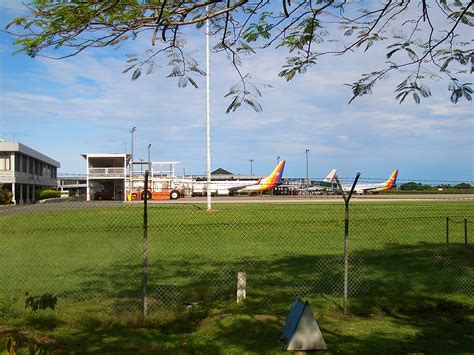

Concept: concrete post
[[237, 272, 246, 303]]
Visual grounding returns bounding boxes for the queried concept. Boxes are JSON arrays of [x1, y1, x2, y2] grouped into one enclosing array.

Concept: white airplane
[[307, 169, 337, 192], [341, 169, 398, 195], [192, 160, 286, 196]]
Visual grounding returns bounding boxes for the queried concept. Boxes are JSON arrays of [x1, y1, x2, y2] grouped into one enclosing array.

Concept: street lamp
[[147, 144, 152, 171], [305, 149, 309, 193], [130, 126, 136, 163], [129, 126, 136, 193], [249, 159, 254, 176]]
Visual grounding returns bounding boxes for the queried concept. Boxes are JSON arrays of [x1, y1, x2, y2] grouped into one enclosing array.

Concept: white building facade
[[82, 153, 131, 201], [0, 141, 60, 204]]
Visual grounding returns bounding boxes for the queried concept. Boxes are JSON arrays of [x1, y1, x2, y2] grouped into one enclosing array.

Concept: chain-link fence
[[1, 193, 473, 321]]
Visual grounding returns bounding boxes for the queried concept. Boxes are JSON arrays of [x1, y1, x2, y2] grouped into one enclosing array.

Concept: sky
[[0, 1, 472, 183]]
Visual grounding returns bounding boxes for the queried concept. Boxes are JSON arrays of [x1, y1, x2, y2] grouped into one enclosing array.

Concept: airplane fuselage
[[192, 160, 286, 196], [342, 169, 398, 195]]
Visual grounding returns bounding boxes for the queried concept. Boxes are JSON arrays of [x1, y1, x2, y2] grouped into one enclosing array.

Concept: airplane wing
[[308, 185, 328, 191]]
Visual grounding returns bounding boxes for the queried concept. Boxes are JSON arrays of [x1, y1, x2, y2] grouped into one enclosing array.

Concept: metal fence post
[[465, 218, 468, 246], [446, 217, 449, 247], [143, 170, 149, 321], [343, 203, 349, 313], [335, 173, 360, 315]]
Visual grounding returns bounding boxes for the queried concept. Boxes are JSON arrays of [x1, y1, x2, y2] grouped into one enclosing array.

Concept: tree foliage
[[400, 181, 473, 191], [5, 0, 474, 113], [24, 291, 58, 312]]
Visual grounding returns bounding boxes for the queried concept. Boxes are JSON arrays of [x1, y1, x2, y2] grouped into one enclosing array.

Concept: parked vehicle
[[129, 188, 183, 201], [93, 190, 115, 200]]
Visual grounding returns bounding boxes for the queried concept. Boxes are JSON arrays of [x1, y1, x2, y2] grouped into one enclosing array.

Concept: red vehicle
[[93, 190, 115, 200]]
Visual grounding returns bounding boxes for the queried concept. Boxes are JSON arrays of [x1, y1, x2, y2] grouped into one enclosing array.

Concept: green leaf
[[386, 48, 400, 59], [122, 65, 135, 74], [412, 92, 420, 104], [178, 76, 187, 88], [188, 77, 198, 88], [405, 47, 418, 61], [395, 91, 409, 104], [243, 98, 262, 112], [146, 61, 155, 75], [364, 40, 373, 52], [226, 96, 239, 114], [131, 68, 141, 80]]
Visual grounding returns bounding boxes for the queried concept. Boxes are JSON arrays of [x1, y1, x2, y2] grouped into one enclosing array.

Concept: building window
[[15, 154, 20, 172], [22, 155, 27, 172], [0, 153, 11, 171]]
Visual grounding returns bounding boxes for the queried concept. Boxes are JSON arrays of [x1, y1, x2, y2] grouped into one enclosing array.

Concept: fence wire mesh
[[1, 196, 473, 320]]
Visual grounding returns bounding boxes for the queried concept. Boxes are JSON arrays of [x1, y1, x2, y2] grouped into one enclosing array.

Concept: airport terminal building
[[0, 140, 60, 204]]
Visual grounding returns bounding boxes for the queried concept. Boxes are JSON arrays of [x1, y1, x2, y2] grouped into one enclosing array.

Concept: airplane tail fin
[[384, 169, 398, 189], [323, 169, 337, 182], [261, 160, 286, 190]]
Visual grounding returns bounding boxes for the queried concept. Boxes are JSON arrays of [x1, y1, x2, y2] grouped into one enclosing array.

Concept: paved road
[[139, 194, 474, 204]]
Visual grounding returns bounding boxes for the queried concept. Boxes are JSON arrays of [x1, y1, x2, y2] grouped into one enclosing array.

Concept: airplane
[[235, 160, 286, 193], [191, 160, 286, 196], [307, 169, 338, 192], [341, 169, 398, 195]]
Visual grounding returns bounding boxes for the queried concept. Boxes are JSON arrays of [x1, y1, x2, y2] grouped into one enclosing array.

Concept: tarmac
[[136, 194, 474, 204], [1, 194, 473, 216]]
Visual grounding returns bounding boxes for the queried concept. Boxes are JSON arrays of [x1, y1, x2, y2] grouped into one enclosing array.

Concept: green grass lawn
[[1, 201, 473, 353]]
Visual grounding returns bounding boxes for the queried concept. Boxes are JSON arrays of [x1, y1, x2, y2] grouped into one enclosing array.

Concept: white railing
[[88, 167, 125, 177]]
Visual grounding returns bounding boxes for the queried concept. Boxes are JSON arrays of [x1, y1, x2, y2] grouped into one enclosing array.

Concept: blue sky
[[0, 1, 472, 183]]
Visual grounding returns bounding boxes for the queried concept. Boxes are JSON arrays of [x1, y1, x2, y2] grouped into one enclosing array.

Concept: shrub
[[35, 189, 61, 200], [0, 188, 12, 205], [25, 292, 58, 312]]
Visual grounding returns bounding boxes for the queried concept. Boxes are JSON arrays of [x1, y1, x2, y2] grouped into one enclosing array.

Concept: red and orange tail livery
[[240, 160, 285, 192], [384, 169, 398, 190], [264, 160, 286, 189]]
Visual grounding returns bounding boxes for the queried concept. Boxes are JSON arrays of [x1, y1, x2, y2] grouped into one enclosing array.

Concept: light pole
[[147, 144, 152, 171], [130, 126, 136, 160], [305, 149, 309, 193], [129, 127, 136, 193], [249, 159, 254, 176], [274, 156, 281, 196], [205, 7, 212, 211]]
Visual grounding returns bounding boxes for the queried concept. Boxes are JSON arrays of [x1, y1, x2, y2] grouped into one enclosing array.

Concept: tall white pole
[[129, 127, 136, 195], [206, 9, 212, 211], [305, 148, 309, 194]]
